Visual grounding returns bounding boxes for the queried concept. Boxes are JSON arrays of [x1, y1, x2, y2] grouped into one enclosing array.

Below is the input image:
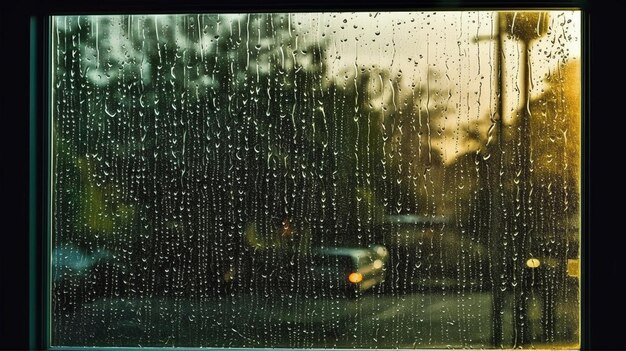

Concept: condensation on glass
[[50, 11, 581, 349]]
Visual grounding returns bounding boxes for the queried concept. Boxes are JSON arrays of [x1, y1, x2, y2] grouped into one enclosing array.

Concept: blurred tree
[[53, 14, 332, 299]]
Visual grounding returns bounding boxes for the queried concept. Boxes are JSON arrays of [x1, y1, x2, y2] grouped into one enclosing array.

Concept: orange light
[[348, 272, 363, 284]]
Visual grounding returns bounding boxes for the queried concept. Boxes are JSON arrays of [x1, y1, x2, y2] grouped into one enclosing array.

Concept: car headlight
[[348, 272, 363, 283]]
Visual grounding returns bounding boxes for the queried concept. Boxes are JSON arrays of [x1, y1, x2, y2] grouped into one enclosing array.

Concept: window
[[50, 10, 581, 349]]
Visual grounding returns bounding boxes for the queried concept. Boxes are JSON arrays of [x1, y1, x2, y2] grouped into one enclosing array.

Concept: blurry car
[[224, 245, 388, 297], [304, 246, 388, 297]]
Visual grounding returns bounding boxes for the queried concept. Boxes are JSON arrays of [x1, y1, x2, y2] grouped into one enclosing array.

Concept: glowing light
[[376, 247, 387, 257], [526, 258, 541, 268], [348, 272, 363, 284]]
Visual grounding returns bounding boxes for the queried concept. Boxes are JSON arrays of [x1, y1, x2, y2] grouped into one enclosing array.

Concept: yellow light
[[373, 259, 383, 269], [526, 258, 541, 268], [376, 247, 387, 256], [567, 259, 579, 278], [348, 272, 363, 284]]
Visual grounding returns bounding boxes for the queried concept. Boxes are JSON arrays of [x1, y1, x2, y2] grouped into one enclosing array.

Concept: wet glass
[[51, 11, 581, 349]]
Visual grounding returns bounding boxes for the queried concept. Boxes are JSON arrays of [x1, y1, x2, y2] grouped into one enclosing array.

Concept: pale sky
[[291, 11, 581, 163], [58, 11, 581, 164]]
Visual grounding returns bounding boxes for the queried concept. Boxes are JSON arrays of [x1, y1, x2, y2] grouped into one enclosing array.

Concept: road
[[53, 288, 577, 348]]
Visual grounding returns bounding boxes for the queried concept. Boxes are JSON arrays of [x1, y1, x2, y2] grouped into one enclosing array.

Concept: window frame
[[22, 1, 590, 350]]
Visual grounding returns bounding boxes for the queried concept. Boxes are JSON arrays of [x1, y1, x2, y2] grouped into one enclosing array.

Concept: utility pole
[[492, 12, 506, 348], [501, 11, 549, 348], [473, 12, 506, 348], [476, 11, 548, 347]]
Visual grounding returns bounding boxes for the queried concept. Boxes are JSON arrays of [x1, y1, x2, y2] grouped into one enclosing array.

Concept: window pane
[[51, 11, 581, 349]]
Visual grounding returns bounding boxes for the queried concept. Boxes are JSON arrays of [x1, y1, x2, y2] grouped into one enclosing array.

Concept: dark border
[[29, 15, 51, 350], [580, 10, 589, 351], [2, 2, 34, 350], [1, 0, 597, 350], [24, 0, 591, 15], [29, 16, 41, 351]]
